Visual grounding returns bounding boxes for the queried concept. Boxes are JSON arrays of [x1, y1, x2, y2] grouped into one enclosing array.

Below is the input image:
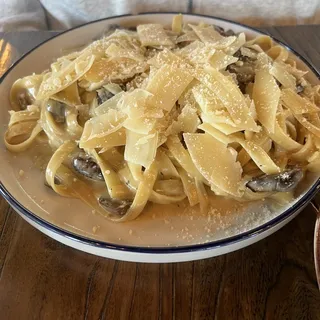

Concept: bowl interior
[[0, 13, 319, 248]]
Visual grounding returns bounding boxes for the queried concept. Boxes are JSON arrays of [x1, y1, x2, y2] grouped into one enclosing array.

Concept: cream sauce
[[8, 138, 297, 247]]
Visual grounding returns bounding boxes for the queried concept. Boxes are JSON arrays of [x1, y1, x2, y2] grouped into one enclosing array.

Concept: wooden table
[[0, 25, 320, 320]]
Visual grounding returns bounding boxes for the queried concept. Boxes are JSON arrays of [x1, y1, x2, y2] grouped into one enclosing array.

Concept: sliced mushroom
[[233, 49, 255, 63], [296, 84, 304, 94], [17, 91, 34, 110], [10, 75, 43, 110], [96, 88, 114, 105], [214, 25, 236, 37], [227, 65, 255, 93], [98, 197, 132, 216], [227, 51, 256, 93], [246, 168, 303, 193], [47, 100, 66, 123], [72, 153, 104, 181]]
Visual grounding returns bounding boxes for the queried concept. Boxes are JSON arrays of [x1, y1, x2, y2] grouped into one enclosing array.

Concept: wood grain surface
[[0, 25, 320, 320]]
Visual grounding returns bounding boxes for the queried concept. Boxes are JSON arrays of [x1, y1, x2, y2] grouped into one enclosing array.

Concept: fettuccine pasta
[[4, 14, 320, 222]]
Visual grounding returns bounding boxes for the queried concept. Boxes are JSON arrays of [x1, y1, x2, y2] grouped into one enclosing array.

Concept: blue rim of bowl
[[1, 12, 320, 255]]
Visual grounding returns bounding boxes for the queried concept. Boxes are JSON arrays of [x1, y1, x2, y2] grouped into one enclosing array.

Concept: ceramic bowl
[[0, 13, 319, 263]]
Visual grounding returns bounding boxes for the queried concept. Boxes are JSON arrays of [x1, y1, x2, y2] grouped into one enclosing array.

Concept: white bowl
[[0, 13, 319, 263]]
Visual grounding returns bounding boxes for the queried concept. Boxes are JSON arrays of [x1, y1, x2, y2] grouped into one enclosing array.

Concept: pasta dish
[[4, 15, 320, 222]]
